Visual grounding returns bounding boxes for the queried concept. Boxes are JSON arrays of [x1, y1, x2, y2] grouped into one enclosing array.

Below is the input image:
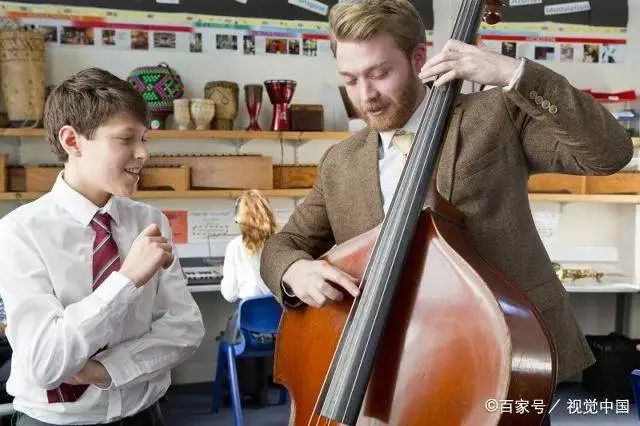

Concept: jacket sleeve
[[261, 147, 337, 303], [502, 59, 633, 175]]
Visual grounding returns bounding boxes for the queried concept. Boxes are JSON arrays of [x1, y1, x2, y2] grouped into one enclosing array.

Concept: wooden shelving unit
[[0, 128, 351, 141]]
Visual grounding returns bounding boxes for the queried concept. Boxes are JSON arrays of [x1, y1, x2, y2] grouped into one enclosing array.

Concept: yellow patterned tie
[[391, 130, 415, 163]]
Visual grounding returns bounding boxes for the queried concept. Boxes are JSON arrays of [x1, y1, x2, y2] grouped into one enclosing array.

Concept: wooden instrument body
[[275, 192, 556, 426]]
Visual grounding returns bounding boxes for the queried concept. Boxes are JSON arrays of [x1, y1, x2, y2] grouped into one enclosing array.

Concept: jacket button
[[542, 99, 551, 109], [535, 96, 544, 105], [549, 105, 558, 114], [529, 90, 538, 99]]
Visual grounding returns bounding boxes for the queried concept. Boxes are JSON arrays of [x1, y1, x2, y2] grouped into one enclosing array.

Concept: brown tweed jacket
[[261, 59, 633, 382]]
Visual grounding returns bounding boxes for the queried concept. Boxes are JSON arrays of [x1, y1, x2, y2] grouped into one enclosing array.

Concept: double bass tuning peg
[[483, 0, 507, 25]]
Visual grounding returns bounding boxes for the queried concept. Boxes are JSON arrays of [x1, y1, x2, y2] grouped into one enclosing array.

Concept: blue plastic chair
[[211, 294, 287, 425]]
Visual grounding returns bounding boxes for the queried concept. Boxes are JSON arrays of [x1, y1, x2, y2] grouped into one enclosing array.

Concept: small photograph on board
[[243, 35, 255, 55], [61, 26, 94, 45], [216, 34, 238, 51], [101, 29, 116, 46], [534, 46, 555, 61], [559, 44, 574, 62], [600, 44, 622, 64], [266, 38, 287, 54], [501, 41, 516, 58], [38, 25, 58, 43], [288, 39, 300, 55], [131, 30, 149, 50], [190, 33, 202, 53], [154, 32, 176, 49], [302, 37, 318, 56], [583, 44, 599, 63]]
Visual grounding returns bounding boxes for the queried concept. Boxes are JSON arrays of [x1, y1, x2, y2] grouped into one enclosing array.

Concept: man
[[261, 0, 632, 386]]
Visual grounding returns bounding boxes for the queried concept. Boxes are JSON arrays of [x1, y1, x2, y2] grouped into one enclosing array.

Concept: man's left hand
[[419, 39, 520, 87], [64, 360, 112, 387]]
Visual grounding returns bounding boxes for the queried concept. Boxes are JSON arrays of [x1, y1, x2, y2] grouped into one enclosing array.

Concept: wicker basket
[[0, 29, 46, 127]]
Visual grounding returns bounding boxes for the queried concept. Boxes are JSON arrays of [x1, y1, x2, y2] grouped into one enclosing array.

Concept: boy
[[0, 68, 205, 425]]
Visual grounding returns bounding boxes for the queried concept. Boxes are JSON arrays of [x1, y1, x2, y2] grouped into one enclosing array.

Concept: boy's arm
[[0, 218, 140, 389], [92, 214, 205, 389]]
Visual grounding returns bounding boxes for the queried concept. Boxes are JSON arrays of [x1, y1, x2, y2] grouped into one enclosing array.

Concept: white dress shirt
[[378, 60, 525, 213], [0, 173, 205, 424], [221, 236, 271, 303]]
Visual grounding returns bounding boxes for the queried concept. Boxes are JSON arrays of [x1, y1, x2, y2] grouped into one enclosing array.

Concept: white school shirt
[[221, 235, 271, 303], [0, 173, 205, 425], [378, 61, 525, 213]]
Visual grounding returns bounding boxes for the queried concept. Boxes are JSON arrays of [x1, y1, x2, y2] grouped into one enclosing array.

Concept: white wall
[[2, 0, 640, 384]]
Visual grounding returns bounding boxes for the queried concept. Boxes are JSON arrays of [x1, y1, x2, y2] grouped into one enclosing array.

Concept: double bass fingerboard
[[317, 0, 487, 424]]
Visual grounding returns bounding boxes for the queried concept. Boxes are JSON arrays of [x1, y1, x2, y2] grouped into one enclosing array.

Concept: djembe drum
[[128, 62, 184, 130], [204, 81, 239, 130]]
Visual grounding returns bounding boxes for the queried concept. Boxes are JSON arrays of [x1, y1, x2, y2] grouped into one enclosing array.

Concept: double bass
[[274, 1, 557, 424]]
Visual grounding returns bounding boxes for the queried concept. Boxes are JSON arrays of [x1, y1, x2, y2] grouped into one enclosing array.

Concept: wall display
[[0, 1, 435, 58], [480, 0, 628, 64]]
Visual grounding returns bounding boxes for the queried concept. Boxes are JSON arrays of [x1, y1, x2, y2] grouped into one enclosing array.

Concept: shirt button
[[535, 96, 544, 105], [549, 105, 558, 114], [529, 90, 538, 99], [541, 99, 551, 109]]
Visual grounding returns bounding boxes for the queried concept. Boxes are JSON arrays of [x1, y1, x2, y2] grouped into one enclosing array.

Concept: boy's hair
[[329, 0, 426, 59], [235, 190, 277, 254], [44, 67, 149, 162]]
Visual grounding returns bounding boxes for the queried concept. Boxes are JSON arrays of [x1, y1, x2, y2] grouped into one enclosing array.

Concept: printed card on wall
[[188, 210, 234, 242], [163, 210, 188, 244]]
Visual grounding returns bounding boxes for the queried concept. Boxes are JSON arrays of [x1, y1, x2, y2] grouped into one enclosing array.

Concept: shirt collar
[[379, 87, 430, 155], [51, 172, 120, 227]]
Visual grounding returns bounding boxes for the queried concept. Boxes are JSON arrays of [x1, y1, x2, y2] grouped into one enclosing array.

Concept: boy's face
[[73, 113, 148, 205], [336, 34, 425, 131]]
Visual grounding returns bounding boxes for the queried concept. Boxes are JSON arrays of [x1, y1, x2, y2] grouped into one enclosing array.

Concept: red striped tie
[[47, 212, 120, 403]]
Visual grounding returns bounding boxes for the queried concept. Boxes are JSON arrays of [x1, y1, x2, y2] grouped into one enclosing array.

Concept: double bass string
[[316, 1, 485, 422]]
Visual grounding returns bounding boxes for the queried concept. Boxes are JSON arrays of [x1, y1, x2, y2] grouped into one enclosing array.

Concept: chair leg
[[277, 385, 288, 406], [211, 344, 227, 413], [226, 346, 243, 426]]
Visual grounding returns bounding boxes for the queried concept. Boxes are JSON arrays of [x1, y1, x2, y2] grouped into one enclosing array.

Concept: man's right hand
[[120, 224, 174, 288], [282, 259, 360, 308]]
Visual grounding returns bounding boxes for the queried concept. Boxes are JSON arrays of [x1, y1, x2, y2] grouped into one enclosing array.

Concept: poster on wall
[[479, 0, 629, 64]]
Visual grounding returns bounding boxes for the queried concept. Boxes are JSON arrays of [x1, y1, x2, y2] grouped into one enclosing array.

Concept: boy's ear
[[58, 125, 82, 158]]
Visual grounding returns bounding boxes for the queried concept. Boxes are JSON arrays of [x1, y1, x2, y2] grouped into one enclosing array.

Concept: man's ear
[[411, 42, 427, 73], [58, 125, 82, 158]]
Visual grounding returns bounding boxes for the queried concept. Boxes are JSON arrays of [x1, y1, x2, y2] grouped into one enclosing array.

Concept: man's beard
[[356, 76, 419, 131]]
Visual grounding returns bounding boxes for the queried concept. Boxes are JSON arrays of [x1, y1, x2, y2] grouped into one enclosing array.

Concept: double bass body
[[274, 191, 557, 425]]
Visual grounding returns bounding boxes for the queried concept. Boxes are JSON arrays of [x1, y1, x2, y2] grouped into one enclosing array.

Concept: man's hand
[[120, 223, 174, 288], [419, 39, 520, 88], [64, 360, 111, 387], [282, 259, 360, 308]]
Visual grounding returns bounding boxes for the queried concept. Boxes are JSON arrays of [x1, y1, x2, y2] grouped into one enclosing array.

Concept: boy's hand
[[64, 360, 111, 387], [120, 223, 174, 288]]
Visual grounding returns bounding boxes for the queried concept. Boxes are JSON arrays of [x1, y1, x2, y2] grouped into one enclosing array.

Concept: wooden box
[[289, 104, 324, 131], [0, 154, 7, 192], [586, 173, 640, 194], [8, 166, 25, 192], [527, 173, 586, 194], [25, 165, 62, 192], [22, 165, 192, 192], [273, 165, 317, 188], [138, 166, 190, 191], [147, 154, 273, 189]]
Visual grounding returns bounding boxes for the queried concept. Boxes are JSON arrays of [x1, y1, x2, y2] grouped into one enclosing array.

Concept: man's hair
[[236, 189, 277, 254], [44, 67, 148, 162], [329, 0, 426, 58]]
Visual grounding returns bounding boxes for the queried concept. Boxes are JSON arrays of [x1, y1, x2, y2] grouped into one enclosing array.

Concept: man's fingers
[[319, 281, 344, 302], [419, 60, 458, 81], [321, 266, 360, 298], [434, 69, 459, 87], [148, 236, 168, 243], [308, 286, 328, 307]]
